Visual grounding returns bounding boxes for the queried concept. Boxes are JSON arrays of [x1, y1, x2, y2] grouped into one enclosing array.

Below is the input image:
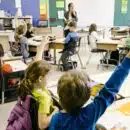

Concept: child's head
[[18, 60, 50, 99], [16, 25, 26, 35], [89, 24, 97, 34], [68, 21, 77, 32], [57, 70, 91, 114]]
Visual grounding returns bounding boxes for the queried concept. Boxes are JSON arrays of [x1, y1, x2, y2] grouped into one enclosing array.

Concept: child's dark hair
[[18, 60, 50, 100], [68, 21, 77, 28], [16, 25, 26, 35], [89, 24, 97, 34], [57, 71, 91, 115]]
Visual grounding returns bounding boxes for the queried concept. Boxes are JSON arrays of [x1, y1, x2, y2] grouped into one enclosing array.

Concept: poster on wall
[[121, 0, 128, 14], [15, 0, 21, 8], [40, 0, 48, 21], [56, 1, 64, 8]]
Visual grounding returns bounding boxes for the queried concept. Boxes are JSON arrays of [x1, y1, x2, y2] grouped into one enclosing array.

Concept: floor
[[0, 39, 118, 130]]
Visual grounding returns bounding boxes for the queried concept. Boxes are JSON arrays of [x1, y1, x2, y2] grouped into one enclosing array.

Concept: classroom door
[[114, 0, 130, 26]]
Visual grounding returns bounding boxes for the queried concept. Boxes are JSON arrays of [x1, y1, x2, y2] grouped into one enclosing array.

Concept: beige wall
[[66, 0, 115, 27]]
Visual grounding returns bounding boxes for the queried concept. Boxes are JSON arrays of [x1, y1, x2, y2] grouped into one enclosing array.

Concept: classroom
[[0, 0, 130, 130]]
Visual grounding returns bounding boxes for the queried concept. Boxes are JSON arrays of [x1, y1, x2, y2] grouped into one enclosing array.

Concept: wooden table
[[97, 40, 122, 66], [28, 36, 43, 52], [49, 38, 64, 64], [111, 27, 130, 36], [97, 40, 120, 51], [91, 72, 130, 97]]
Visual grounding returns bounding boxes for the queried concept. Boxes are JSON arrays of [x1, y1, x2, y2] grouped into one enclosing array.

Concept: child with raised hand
[[49, 52, 130, 130], [16, 25, 29, 60], [18, 60, 59, 129]]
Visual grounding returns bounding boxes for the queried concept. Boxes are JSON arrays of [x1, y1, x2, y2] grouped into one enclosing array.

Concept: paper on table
[[117, 102, 130, 116], [4, 60, 27, 72]]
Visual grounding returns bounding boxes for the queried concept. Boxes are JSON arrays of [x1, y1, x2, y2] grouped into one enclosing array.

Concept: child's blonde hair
[[16, 25, 26, 35]]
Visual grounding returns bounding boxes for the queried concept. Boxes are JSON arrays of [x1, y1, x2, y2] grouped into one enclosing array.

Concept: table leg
[[53, 43, 56, 65], [0, 59, 4, 104], [106, 50, 109, 66]]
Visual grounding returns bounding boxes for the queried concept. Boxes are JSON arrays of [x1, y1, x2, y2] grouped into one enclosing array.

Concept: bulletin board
[[49, 0, 65, 27], [40, 0, 48, 21]]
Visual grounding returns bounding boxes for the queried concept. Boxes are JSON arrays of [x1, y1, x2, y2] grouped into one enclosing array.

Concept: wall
[[66, 0, 115, 27], [0, 0, 40, 25], [0, 0, 16, 15]]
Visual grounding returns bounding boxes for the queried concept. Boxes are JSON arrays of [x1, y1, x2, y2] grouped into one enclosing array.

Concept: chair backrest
[[87, 34, 95, 52], [75, 37, 82, 53], [29, 96, 39, 130], [0, 35, 10, 53]]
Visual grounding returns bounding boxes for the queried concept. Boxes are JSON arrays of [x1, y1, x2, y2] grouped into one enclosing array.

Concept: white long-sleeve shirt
[[89, 31, 100, 49]]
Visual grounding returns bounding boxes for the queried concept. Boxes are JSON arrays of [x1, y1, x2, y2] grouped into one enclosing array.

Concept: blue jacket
[[49, 58, 130, 130]]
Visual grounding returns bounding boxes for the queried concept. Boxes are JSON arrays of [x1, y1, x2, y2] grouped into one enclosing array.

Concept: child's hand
[[42, 36, 49, 43], [53, 106, 59, 112]]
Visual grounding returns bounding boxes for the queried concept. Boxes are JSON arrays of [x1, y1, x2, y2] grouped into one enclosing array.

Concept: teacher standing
[[64, 3, 78, 37]]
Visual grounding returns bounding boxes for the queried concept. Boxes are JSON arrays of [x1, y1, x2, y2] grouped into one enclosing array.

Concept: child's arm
[[33, 89, 59, 130], [38, 106, 59, 130], [35, 36, 48, 61], [64, 33, 71, 44], [87, 52, 130, 123]]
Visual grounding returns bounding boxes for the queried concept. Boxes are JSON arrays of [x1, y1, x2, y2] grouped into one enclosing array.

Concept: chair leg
[[58, 58, 61, 70], [86, 52, 92, 65], [77, 53, 85, 69]]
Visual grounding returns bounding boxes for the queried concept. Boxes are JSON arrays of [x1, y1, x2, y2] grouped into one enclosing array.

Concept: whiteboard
[[15, 0, 21, 8], [66, 0, 115, 27]]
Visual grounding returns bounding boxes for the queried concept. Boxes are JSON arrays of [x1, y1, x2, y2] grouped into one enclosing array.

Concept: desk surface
[[98, 98, 130, 129], [91, 72, 130, 97], [97, 39, 121, 44], [28, 37, 65, 46], [28, 36, 42, 46], [4, 60, 27, 72], [53, 38, 65, 43]]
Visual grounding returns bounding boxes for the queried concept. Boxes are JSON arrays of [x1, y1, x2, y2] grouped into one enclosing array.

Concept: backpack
[[6, 96, 32, 130]]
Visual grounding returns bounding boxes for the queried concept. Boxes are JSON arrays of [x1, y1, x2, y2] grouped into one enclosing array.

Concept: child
[[25, 23, 34, 38], [49, 52, 130, 130], [18, 60, 59, 129], [16, 25, 29, 60], [89, 24, 100, 49], [60, 21, 78, 70]]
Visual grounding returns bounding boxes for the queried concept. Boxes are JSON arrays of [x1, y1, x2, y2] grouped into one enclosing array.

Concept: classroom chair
[[58, 37, 84, 70], [86, 35, 106, 65], [29, 96, 39, 130]]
